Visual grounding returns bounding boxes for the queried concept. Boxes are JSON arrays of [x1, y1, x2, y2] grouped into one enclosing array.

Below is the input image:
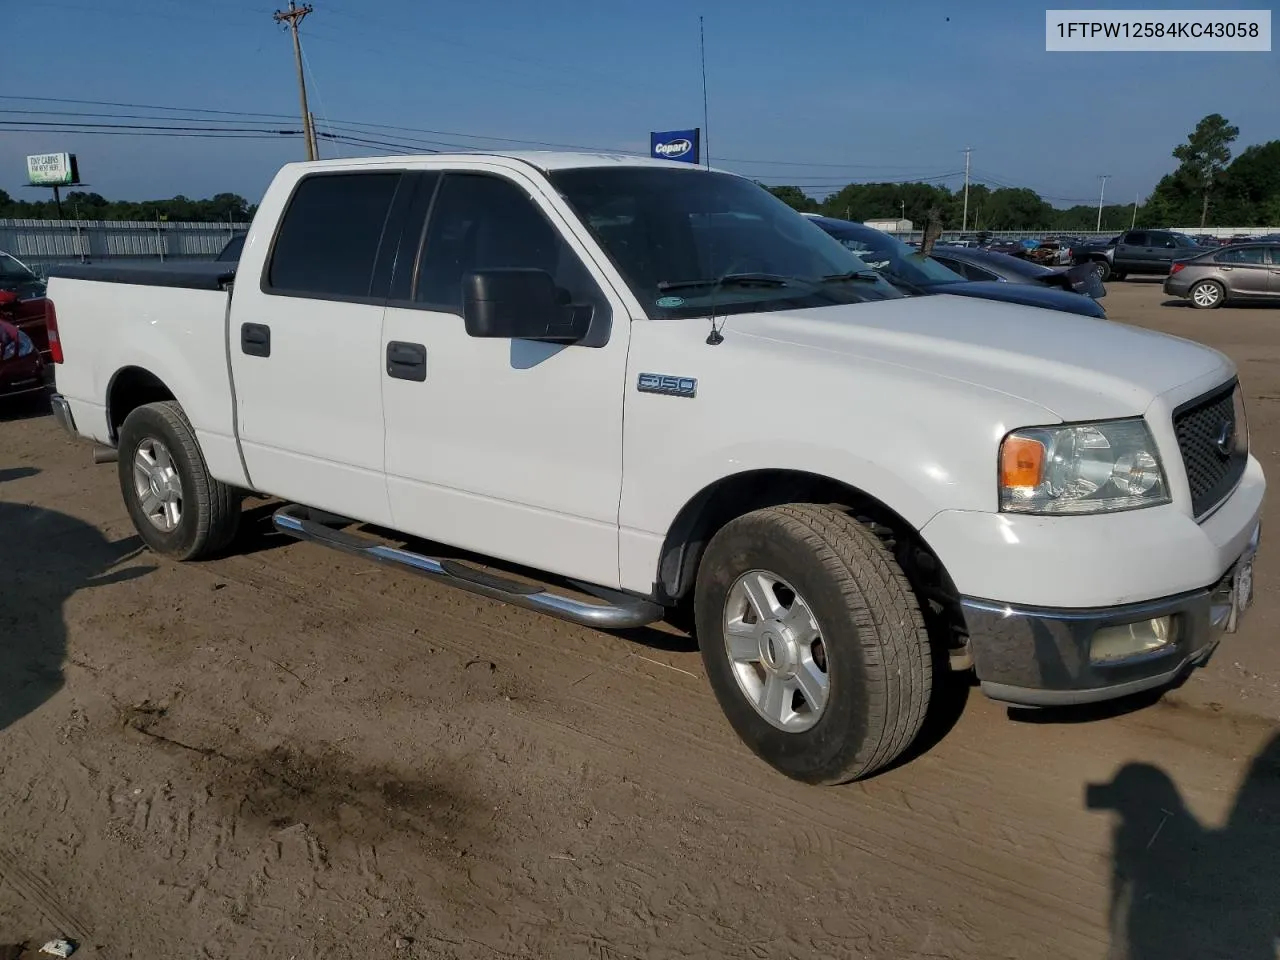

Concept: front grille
[[1173, 381, 1246, 519]]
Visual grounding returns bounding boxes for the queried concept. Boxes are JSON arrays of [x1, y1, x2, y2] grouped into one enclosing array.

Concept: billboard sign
[[650, 129, 700, 164], [26, 153, 80, 187]]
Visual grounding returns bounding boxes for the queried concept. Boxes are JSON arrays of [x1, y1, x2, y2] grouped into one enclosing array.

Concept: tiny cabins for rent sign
[[26, 153, 80, 187]]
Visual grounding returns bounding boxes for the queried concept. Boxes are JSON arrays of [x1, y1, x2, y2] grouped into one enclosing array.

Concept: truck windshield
[[548, 167, 903, 319]]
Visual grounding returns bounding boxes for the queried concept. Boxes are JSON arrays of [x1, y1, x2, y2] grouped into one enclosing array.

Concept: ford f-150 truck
[[43, 152, 1264, 785]]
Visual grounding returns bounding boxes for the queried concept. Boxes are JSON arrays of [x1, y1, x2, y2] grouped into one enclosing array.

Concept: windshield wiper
[[657, 272, 792, 292], [821, 271, 882, 283]]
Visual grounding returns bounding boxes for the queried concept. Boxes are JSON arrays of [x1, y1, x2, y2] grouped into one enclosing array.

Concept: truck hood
[[737, 293, 1232, 422]]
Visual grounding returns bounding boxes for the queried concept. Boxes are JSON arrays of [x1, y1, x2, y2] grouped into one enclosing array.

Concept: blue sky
[[1, 0, 1275, 207]]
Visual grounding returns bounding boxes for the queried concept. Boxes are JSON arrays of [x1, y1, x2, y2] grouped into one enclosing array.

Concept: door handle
[[241, 322, 271, 357], [386, 341, 426, 382], [1221, 266, 1234, 271]]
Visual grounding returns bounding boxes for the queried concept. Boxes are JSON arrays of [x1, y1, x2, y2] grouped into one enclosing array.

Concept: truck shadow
[[0, 476, 156, 733], [1090, 730, 1280, 959], [0, 391, 51, 423]]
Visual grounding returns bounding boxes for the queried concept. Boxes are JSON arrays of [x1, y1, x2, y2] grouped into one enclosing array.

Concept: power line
[[0, 95, 971, 176]]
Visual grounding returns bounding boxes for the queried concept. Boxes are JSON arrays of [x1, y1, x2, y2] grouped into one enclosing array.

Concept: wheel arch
[[106, 365, 177, 442], [654, 468, 968, 655]]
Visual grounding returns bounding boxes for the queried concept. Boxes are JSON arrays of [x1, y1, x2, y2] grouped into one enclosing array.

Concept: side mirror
[[462, 269, 591, 344]]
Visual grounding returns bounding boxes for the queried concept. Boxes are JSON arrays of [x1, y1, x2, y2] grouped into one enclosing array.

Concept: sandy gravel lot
[[2, 279, 1277, 959]]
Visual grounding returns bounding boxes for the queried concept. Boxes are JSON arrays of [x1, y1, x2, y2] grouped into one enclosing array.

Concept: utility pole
[[1096, 174, 1110, 232], [1131, 190, 1139, 229], [961, 147, 972, 233], [274, 0, 317, 162]]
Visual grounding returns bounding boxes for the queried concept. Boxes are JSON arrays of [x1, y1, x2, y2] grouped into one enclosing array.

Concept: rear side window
[[1216, 246, 1266, 265], [267, 172, 401, 298]]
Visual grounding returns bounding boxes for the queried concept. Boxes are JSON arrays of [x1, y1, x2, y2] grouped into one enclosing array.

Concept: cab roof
[[283, 150, 734, 176]]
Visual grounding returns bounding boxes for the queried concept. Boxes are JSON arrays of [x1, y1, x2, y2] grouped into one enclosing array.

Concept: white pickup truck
[[44, 152, 1264, 784]]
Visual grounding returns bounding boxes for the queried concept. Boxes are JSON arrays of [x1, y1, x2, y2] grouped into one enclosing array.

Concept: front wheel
[[117, 400, 241, 560], [1093, 260, 1111, 282], [694, 504, 933, 784], [1190, 280, 1224, 309]]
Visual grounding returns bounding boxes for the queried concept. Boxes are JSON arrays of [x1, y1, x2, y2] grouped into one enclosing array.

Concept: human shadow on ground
[[1089, 730, 1280, 959], [0, 478, 155, 732]]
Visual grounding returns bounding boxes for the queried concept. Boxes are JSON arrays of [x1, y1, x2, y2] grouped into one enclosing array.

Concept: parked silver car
[[1163, 242, 1280, 309]]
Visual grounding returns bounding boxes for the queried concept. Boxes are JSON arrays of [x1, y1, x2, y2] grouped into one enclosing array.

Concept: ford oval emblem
[[655, 138, 692, 158]]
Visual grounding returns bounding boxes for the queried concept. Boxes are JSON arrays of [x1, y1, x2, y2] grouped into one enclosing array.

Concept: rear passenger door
[[379, 166, 633, 586], [1269, 247, 1280, 296], [229, 170, 416, 525], [1114, 231, 1149, 271], [1215, 245, 1271, 296]]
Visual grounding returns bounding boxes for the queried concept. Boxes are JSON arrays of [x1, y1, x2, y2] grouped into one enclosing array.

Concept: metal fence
[[1, 219, 251, 276]]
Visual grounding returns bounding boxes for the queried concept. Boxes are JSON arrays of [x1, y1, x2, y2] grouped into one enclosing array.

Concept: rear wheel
[[1190, 279, 1224, 309], [118, 401, 241, 560], [694, 504, 933, 784]]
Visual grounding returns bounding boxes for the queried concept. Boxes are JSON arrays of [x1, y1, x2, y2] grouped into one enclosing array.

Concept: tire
[[117, 400, 241, 560], [1093, 260, 1111, 282], [694, 504, 933, 785], [1190, 279, 1225, 310], [1112, 271, 1127, 282]]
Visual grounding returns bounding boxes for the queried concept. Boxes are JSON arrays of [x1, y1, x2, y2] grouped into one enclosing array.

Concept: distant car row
[[803, 215, 1108, 319]]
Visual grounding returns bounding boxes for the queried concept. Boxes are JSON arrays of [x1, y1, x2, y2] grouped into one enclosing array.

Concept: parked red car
[[0, 251, 51, 362], [0, 313, 45, 399]]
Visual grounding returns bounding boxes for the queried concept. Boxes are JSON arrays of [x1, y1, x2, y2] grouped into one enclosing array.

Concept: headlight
[[999, 418, 1170, 515]]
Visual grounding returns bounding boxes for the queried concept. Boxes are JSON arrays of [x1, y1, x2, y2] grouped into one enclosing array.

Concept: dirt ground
[[2, 281, 1278, 960]]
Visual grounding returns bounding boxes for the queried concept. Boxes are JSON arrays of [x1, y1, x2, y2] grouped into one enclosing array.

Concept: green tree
[[1171, 113, 1239, 227], [764, 185, 818, 212]]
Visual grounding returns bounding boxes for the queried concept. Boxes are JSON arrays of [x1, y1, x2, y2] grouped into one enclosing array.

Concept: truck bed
[[45, 268, 248, 490], [44, 260, 237, 291]]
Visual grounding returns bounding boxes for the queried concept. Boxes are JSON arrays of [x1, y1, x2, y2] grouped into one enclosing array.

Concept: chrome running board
[[271, 504, 664, 631]]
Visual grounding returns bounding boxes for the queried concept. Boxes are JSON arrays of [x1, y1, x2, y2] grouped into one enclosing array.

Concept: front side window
[[413, 173, 604, 315], [266, 172, 401, 298], [549, 168, 903, 320], [1124, 231, 1148, 246]]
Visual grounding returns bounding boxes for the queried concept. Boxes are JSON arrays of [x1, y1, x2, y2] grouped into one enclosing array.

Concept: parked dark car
[[805, 216, 1107, 319], [1163, 241, 1280, 309], [0, 251, 50, 361], [931, 245, 1106, 300], [216, 233, 246, 262]]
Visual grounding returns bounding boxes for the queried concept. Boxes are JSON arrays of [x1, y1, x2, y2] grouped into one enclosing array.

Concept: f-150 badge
[[637, 373, 697, 398]]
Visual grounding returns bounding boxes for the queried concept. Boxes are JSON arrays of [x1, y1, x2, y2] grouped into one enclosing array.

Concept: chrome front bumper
[[963, 522, 1260, 707], [50, 393, 78, 438]]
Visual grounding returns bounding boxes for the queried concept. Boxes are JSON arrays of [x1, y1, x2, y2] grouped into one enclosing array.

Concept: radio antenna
[[700, 15, 711, 170]]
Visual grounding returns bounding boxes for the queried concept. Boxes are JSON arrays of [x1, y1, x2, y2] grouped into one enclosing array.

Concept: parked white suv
[[43, 152, 1263, 784]]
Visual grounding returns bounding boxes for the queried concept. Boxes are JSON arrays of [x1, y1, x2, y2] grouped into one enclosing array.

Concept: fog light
[[1090, 616, 1177, 664]]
